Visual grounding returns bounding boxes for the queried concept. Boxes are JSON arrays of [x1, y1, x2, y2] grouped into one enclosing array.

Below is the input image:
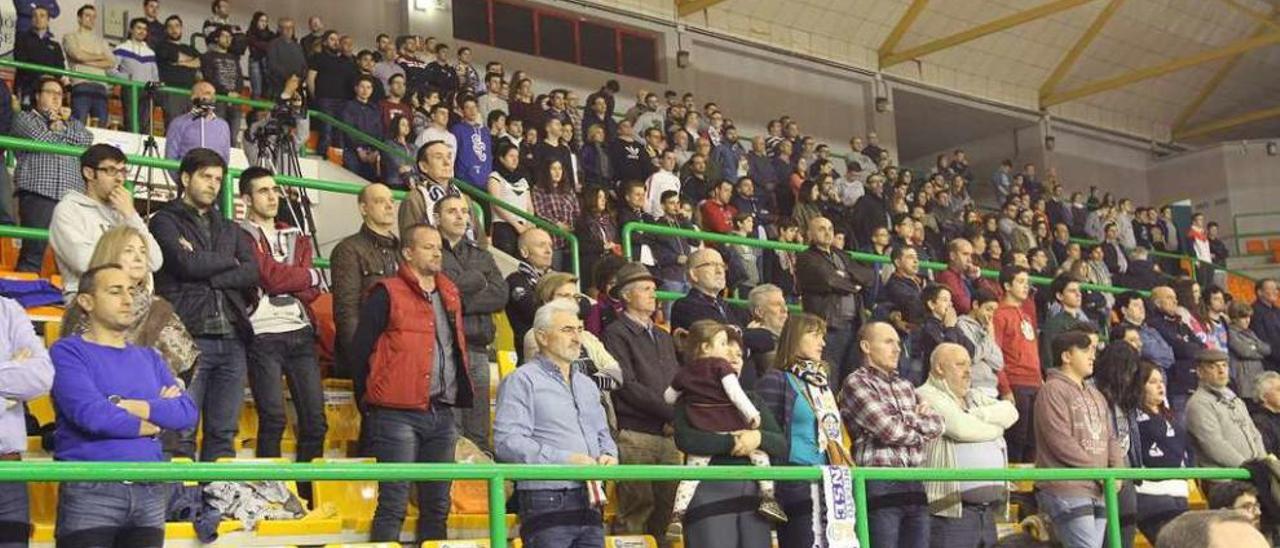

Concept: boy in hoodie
[[49, 144, 163, 296], [450, 94, 491, 190], [237, 167, 328, 478], [1034, 329, 1123, 548]]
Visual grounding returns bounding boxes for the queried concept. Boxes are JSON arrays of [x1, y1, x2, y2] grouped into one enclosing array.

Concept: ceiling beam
[[878, 0, 930, 58], [1041, 31, 1280, 107], [1171, 13, 1275, 132], [676, 0, 729, 17], [1174, 104, 1280, 140], [880, 0, 1094, 69], [1220, 0, 1280, 33], [1039, 0, 1125, 99]]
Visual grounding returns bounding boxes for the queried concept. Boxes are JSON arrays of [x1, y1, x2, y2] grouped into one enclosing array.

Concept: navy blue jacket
[[1252, 300, 1280, 372], [1148, 309, 1206, 397]]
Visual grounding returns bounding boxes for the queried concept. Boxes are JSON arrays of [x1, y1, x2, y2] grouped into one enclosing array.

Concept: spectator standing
[[644, 150, 682, 218], [13, 76, 92, 272], [1229, 302, 1270, 403], [1093, 343, 1148, 548], [264, 18, 307, 101], [51, 264, 198, 547], [670, 248, 748, 332], [114, 17, 160, 135], [452, 95, 492, 189], [1039, 275, 1095, 369], [330, 184, 400, 377], [383, 114, 416, 189], [60, 225, 199, 421], [245, 12, 275, 99], [956, 287, 1004, 398], [935, 238, 981, 315], [400, 141, 482, 244], [699, 179, 738, 235], [1251, 278, 1280, 372], [495, 299, 617, 547], [12, 5, 63, 108], [164, 81, 231, 168], [423, 43, 459, 97], [149, 149, 259, 461], [910, 285, 967, 386], [850, 174, 890, 249], [993, 266, 1042, 462], [0, 294, 52, 546], [505, 228, 554, 365], [414, 104, 458, 161], [299, 16, 324, 56], [199, 28, 244, 145], [755, 313, 852, 548], [487, 142, 532, 255], [531, 159, 579, 272], [991, 160, 1013, 202], [477, 72, 507, 121], [1186, 349, 1267, 469], [153, 16, 201, 127], [236, 168, 327, 468], [437, 196, 508, 453], [1134, 365, 1192, 542], [49, 144, 163, 295], [796, 216, 873, 382], [14, 0, 59, 35], [917, 343, 1018, 548], [1034, 330, 1122, 548], [602, 263, 682, 542], [840, 322, 945, 548], [575, 187, 619, 288], [379, 74, 414, 132], [339, 75, 383, 180], [140, 0, 162, 47], [62, 4, 114, 124], [308, 31, 357, 154], [1149, 285, 1207, 423], [351, 224, 472, 543]]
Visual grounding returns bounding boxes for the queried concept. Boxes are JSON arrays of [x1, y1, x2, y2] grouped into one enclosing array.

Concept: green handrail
[[622, 222, 1145, 296], [1066, 236, 1255, 283], [655, 289, 803, 313], [1232, 210, 1280, 255], [0, 462, 1250, 548]]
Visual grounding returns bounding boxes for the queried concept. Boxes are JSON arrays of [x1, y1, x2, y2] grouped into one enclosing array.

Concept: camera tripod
[[129, 133, 175, 216], [250, 122, 323, 262]]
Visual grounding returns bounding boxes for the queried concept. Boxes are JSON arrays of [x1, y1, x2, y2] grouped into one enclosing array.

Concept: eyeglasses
[[95, 167, 129, 178]]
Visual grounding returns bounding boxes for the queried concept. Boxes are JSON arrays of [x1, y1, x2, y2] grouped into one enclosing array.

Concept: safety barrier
[[622, 222, 1148, 296], [1233, 211, 1280, 256], [0, 461, 1249, 548]]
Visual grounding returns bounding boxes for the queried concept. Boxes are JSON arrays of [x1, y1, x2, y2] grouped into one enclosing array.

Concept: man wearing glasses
[[13, 76, 93, 273], [49, 144, 164, 297], [670, 248, 748, 333]]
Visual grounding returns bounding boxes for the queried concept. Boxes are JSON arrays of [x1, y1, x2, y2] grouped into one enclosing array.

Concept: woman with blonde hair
[[61, 225, 199, 377], [521, 272, 622, 390], [755, 312, 853, 547]]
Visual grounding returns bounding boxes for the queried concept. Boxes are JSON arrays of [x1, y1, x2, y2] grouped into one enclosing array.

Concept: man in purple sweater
[[51, 264, 198, 547], [0, 295, 53, 546]]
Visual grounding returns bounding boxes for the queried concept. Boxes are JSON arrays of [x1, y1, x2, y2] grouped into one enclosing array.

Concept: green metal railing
[[1066, 236, 1254, 284], [623, 222, 1147, 296], [0, 59, 583, 280], [0, 461, 1249, 548]]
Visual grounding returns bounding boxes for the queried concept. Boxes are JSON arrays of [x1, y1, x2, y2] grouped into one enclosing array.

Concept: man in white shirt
[[644, 149, 680, 218], [414, 103, 457, 162]]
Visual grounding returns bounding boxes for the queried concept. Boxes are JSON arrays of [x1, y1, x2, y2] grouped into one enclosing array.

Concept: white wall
[[1045, 128, 1152, 207]]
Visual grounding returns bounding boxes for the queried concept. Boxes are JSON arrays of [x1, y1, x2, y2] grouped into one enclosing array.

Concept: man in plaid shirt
[[839, 321, 945, 548], [13, 76, 93, 272]]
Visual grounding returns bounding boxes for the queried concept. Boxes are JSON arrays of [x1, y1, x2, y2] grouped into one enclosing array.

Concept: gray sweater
[[957, 316, 1004, 398], [1228, 325, 1271, 402], [1186, 384, 1267, 468]]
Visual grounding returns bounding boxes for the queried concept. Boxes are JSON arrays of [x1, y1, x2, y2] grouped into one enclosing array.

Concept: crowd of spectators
[[3, 1, 1280, 548]]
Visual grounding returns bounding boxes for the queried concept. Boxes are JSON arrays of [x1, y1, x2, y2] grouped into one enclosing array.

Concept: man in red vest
[[351, 223, 473, 544]]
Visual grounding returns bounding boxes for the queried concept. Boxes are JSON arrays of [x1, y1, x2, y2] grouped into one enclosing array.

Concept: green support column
[[489, 475, 507, 546]]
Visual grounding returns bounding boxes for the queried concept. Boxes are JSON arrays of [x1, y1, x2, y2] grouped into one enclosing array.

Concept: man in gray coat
[[1186, 349, 1267, 469]]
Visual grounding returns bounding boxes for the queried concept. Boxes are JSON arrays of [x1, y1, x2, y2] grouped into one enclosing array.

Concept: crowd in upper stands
[[1, 1, 1279, 548]]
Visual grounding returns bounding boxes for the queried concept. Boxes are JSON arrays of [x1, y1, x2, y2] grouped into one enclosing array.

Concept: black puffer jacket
[[149, 200, 259, 342], [441, 237, 508, 348]]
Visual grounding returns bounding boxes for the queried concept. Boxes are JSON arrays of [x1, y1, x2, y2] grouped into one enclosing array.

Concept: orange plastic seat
[[1246, 239, 1267, 255]]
